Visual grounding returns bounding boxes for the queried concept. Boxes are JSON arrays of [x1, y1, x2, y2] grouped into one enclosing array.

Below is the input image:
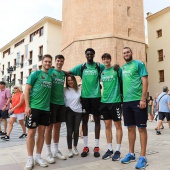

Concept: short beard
[[124, 55, 132, 62]]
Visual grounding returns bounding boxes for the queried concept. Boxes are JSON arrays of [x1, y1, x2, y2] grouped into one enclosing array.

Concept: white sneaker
[[46, 153, 55, 164], [35, 157, 48, 167], [68, 150, 74, 158], [24, 159, 34, 170], [53, 150, 67, 160], [73, 148, 79, 156]]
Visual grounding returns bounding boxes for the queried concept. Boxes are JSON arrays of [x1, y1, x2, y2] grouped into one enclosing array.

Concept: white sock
[[46, 144, 51, 154], [35, 154, 41, 159], [107, 143, 113, 151], [53, 143, 58, 153], [28, 156, 33, 162], [115, 144, 121, 151], [95, 139, 99, 147], [130, 153, 135, 156], [83, 136, 88, 147]]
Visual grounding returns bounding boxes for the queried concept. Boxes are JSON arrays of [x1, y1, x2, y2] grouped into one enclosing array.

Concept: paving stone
[[0, 120, 170, 170]]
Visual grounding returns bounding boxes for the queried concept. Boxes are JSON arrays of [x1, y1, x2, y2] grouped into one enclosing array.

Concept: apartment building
[[0, 16, 61, 89], [146, 7, 170, 96]]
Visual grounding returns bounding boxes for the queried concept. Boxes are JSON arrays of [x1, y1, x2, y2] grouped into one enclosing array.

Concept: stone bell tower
[[62, 0, 145, 70]]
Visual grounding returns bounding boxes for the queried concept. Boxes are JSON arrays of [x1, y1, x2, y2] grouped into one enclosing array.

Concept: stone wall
[[62, 0, 145, 72]]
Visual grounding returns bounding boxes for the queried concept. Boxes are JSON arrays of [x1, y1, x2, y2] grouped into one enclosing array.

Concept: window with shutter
[[157, 29, 162, 37], [159, 70, 164, 82], [158, 49, 163, 61], [127, 6, 130, 17]]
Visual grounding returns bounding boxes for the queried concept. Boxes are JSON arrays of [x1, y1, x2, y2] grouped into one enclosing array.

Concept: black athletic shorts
[[158, 112, 170, 121], [81, 97, 100, 116], [0, 110, 9, 119], [26, 108, 50, 129], [50, 103, 66, 123], [123, 100, 148, 128], [100, 103, 122, 121]]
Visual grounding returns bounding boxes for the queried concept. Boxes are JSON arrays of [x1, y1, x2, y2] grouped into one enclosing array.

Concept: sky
[[0, 0, 170, 48], [0, 0, 62, 48]]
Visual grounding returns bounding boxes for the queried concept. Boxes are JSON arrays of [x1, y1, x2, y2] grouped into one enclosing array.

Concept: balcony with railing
[[1, 70, 4, 75], [20, 62, 23, 68], [13, 65, 16, 71], [18, 79, 23, 85], [38, 54, 43, 61], [28, 59, 32, 65]]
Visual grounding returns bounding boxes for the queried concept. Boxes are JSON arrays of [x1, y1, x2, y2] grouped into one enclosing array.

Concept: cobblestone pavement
[[0, 120, 170, 170]]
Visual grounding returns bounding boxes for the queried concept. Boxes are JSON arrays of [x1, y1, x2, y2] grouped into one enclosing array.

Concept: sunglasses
[[14, 87, 18, 89]]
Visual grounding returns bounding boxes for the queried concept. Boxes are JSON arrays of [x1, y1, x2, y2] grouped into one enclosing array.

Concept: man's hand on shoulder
[[113, 64, 120, 71]]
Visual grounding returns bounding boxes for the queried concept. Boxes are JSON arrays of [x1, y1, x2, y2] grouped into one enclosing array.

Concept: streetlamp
[[6, 66, 15, 89]]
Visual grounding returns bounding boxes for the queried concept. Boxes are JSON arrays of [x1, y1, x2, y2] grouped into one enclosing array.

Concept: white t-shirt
[[64, 87, 82, 113]]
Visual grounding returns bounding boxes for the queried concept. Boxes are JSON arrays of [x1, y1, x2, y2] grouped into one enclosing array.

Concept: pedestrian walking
[[0, 81, 11, 136], [148, 96, 153, 121], [156, 86, 170, 135], [153, 93, 164, 130], [1, 85, 26, 141]]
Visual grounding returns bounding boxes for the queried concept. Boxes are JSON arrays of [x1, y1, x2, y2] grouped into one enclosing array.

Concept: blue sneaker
[[135, 156, 148, 169], [121, 153, 136, 164], [102, 149, 113, 160]]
